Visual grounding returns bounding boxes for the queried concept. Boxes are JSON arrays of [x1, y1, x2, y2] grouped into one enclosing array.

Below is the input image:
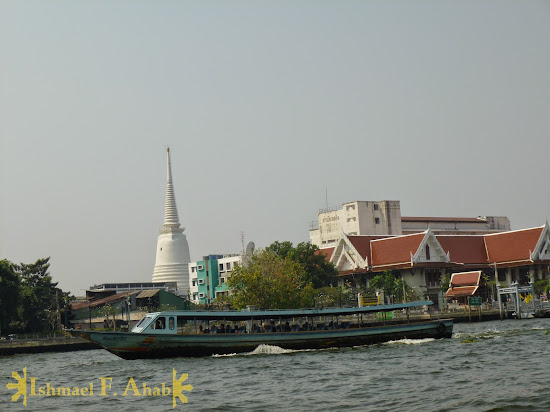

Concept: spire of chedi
[[152, 147, 191, 293]]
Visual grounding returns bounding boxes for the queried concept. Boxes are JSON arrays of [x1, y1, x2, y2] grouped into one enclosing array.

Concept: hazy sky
[[1, 1, 549, 295]]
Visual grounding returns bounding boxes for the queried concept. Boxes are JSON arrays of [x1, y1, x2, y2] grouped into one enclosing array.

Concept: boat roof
[[147, 301, 433, 321]]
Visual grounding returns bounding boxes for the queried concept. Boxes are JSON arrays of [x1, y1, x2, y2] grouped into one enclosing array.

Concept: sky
[[1, 1, 549, 295]]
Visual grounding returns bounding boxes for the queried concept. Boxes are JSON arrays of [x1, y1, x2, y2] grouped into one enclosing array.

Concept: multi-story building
[[189, 254, 241, 304], [309, 200, 510, 247], [309, 200, 402, 247]]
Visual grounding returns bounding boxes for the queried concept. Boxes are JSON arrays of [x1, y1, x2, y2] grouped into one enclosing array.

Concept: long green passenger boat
[[68, 301, 453, 359]]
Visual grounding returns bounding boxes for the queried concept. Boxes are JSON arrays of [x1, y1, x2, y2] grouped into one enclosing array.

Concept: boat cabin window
[[153, 317, 166, 330], [169, 317, 175, 330], [134, 315, 153, 329]]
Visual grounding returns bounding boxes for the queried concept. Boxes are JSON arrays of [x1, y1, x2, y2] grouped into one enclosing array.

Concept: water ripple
[[3, 319, 550, 411]]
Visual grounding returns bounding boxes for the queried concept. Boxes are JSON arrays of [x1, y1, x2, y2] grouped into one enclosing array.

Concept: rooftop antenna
[[241, 231, 245, 254], [325, 187, 328, 209]]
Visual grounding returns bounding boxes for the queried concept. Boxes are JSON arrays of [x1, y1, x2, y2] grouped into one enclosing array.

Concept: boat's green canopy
[[152, 301, 433, 321]]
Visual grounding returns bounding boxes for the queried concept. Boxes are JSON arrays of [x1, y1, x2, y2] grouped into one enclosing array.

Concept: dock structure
[[496, 279, 536, 320]]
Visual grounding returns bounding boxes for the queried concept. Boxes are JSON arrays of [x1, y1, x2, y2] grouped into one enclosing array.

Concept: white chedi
[[152, 147, 191, 293]]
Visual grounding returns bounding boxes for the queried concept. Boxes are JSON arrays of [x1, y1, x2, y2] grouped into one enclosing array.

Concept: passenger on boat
[[284, 322, 291, 332], [199, 325, 204, 334], [219, 324, 226, 333], [155, 318, 164, 329]]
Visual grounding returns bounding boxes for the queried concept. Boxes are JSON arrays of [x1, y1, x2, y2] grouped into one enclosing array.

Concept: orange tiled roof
[[315, 247, 335, 261], [437, 235, 489, 265], [371, 232, 425, 267], [445, 271, 481, 297], [449, 270, 481, 286], [484, 227, 543, 264], [347, 235, 390, 260], [445, 286, 479, 297]]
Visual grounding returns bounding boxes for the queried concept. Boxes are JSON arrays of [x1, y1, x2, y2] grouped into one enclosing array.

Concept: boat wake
[[453, 325, 547, 341], [382, 338, 436, 346], [211, 344, 317, 358], [248, 344, 294, 355]]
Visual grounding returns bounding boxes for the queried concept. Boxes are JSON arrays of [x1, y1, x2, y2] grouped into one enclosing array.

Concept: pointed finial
[[163, 147, 181, 228]]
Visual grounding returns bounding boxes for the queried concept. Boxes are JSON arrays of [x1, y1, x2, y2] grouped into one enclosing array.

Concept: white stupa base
[[153, 264, 189, 293]]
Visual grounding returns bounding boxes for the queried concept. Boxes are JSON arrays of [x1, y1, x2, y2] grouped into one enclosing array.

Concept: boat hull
[[69, 319, 452, 359]]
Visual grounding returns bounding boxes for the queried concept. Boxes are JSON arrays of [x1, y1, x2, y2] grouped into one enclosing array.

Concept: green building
[[189, 254, 241, 304]]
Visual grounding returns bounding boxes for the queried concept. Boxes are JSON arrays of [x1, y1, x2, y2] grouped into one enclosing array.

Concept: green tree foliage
[[440, 273, 451, 292], [312, 286, 349, 308], [264, 241, 338, 288], [0, 259, 21, 335], [9, 257, 70, 333], [370, 270, 418, 303], [534, 279, 550, 296], [227, 249, 315, 310]]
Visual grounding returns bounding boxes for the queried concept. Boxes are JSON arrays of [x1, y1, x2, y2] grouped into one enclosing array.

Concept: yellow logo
[[6, 367, 28, 406], [172, 369, 194, 407], [6, 367, 193, 408]]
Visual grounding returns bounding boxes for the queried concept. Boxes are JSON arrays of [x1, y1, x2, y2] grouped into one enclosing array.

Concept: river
[[2, 318, 550, 411]]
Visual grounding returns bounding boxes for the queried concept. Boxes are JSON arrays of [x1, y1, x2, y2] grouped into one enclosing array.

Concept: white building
[[309, 200, 510, 248], [152, 148, 191, 293], [309, 200, 402, 247]]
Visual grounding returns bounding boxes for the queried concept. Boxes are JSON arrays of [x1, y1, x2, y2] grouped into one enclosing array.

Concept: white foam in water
[[211, 352, 239, 358], [211, 344, 321, 358], [383, 338, 436, 345], [248, 344, 292, 355]]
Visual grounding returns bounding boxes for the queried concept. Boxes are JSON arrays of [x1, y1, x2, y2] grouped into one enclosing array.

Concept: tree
[[15, 257, 67, 333], [227, 249, 315, 310], [264, 241, 338, 288], [0, 260, 20, 336], [440, 273, 451, 292], [534, 279, 549, 296], [370, 271, 418, 304]]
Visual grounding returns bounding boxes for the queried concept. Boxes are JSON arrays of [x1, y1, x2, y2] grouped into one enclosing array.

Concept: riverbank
[[0, 336, 99, 356]]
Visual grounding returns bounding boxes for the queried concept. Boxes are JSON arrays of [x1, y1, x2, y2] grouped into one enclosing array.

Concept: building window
[[374, 204, 379, 211], [198, 279, 205, 285], [192, 280, 196, 287], [425, 245, 431, 260], [219, 263, 224, 271], [199, 293, 205, 298], [375, 218, 380, 224], [220, 278, 225, 284], [197, 265, 204, 270], [425, 271, 439, 287], [226, 262, 231, 270], [191, 267, 196, 273]]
